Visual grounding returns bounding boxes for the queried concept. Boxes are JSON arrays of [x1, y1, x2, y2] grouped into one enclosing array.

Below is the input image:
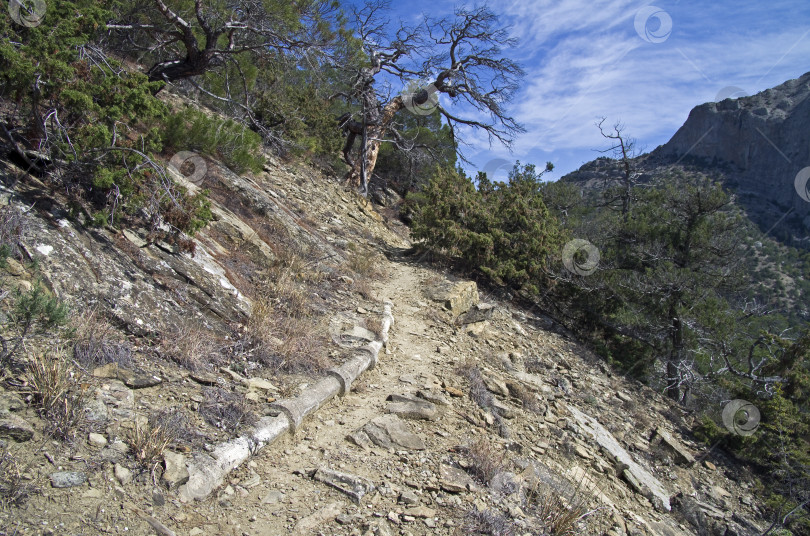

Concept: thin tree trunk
[[344, 97, 404, 190]]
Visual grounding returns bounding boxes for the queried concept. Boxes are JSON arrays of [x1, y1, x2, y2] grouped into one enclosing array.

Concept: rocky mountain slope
[[565, 71, 810, 248], [0, 129, 775, 536]]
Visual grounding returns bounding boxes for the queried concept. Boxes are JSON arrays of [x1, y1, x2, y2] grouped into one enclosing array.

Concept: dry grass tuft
[[162, 320, 221, 371], [364, 315, 384, 340], [462, 507, 516, 536], [352, 277, 377, 300], [0, 446, 36, 508], [347, 247, 381, 278], [239, 251, 331, 374], [71, 309, 133, 368], [26, 351, 86, 441], [457, 362, 510, 438], [199, 387, 256, 436], [466, 436, 506, 484], [128, 410, 185, 469], [524, 476, 603, 536]]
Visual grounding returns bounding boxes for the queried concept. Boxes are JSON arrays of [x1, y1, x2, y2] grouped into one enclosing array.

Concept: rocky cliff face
[[653, 71, 810, 241]]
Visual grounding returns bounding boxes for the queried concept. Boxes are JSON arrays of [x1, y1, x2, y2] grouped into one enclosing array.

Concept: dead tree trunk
[[344, 96, 404, 191]]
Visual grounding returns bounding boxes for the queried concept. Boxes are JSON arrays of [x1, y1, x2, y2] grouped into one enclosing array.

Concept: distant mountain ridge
[[563, 71, 810, 247]]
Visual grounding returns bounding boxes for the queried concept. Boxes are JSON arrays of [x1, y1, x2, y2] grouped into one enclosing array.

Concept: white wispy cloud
[[468, 0, 810, 177]]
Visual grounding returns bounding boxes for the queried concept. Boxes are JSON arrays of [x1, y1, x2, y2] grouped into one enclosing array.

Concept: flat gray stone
[[0, 414, 34, 442], [162, 451, 189, 489], [50, 471, 87, 488], [567, 405, 671, 511], [386, 400, 438, 421], [416, 389, 450, 406], [651, 427, 695, 465], [439, 464, 474, 493], [0, 390, 25, 412], [313, 467, 375, 504], [115, 463, 132, 485], [361, 414, 426, 451]]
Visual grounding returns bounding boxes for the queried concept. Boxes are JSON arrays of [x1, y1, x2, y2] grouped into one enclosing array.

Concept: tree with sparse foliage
[[335, 1, 524, 193]]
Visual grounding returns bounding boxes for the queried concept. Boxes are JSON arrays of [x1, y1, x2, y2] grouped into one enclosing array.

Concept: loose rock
[[50, 471, 88, 488], [0, 415, 34, 442]]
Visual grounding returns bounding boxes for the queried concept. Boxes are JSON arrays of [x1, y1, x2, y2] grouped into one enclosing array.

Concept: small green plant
[[1, 282, 69, 363]]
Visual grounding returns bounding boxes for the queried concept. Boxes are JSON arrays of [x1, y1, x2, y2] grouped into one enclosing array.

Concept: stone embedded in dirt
[[87, 432, 107, 448], [439, 464, 474, 493], [399, 489, 420, 505], [386, 399, 438, 421], [162, 451, 189, 490], [616, 390, 633, 403], [491, 399, 515, 419], [482, 373, 509, 398], [458, 303, 495, 325], [358, 414, 426, 451], [292, 502, 343, 535], [567, 405, 671, 511], [404, 505, 436, 518], [93, 363, 124, 379], [246, 377, 278, 392], [93, 364, 161, 389], [489, 472, 522, 497], [124, 373, 163, 389], [115, 463, 132, 485], [190, 371, 219, 386], [574, 444, 592, 460], [704, 460, 717, 471], [464, 321, 489, 338], [427, 280, 479, 316], [262, 490, 285, 504], [313, 467, 375, 504], [50, 471, 88, 488], [347, 429, 373, 449], [651, 427, 696, 465], [0, 390, 25, 412], [416, 389, 450, 406], [0, 414, 34, 442]]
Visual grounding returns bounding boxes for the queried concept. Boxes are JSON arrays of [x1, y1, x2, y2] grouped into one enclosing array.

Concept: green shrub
[[1, 281, 69, 363], [411, 163, 562, 294], [0, 1, 208, 236], [164, 107, 265, 174]]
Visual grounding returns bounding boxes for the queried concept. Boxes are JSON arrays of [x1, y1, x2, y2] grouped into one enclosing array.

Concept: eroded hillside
[[0, 145, 773, 536]]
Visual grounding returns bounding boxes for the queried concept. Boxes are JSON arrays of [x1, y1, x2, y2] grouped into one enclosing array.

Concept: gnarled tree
[[107, 0, 336, 84], [336, 1, 524, 193]]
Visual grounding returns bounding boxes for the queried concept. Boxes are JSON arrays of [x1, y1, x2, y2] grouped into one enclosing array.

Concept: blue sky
[[355, 0, 810, 183]]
